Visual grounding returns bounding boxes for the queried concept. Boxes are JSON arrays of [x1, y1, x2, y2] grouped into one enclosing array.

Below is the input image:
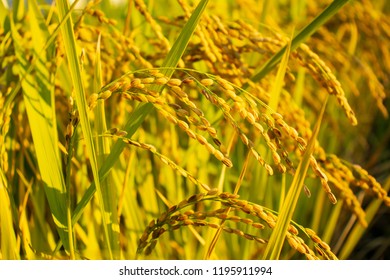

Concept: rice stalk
[[262, 96, 329, 260], [0, 169, 19, 259]]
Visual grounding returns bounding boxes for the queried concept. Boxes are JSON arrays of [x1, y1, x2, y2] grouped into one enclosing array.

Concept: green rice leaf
[[262, 97, 329, 260], [12, 0, 25, 22], [94, 34, 120, 258], [11, 0, 69, 251], [0, 170, 19, 259], [250, 0, 350, 83], [56, 0, 112, 258], [0, 0, 8, 28], [4, 0, 80, 119]]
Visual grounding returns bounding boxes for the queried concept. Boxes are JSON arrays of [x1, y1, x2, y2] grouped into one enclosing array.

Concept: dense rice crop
[[0, 0, 389, 260]]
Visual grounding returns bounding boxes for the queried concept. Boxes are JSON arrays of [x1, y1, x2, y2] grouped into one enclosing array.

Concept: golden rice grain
[[99, 90, 112, 100], [167, 78, 182, 87], [155, 77, 169, 85], [200, 78, 214, 86]]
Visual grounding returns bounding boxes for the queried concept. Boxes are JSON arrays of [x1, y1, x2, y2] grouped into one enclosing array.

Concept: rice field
[[0, 0, 389, 260]]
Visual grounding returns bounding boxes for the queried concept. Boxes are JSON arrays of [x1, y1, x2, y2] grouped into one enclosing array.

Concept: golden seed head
[[200, 183, 210, 191], [168, 78, 182, 87], [66, 123, 73, 138], [207, 188, 219, 196], [232, 229, 244, 237], [223, 227, 233, 234], [219, 192, 229, 199], [272, 151, 281, 164], [287, 237, 299, 249], [204, 142, 215, 154], [271, 112, 283, 120], [100, 90, 112, 100], [108, 127, 119, 134], [182, 77, 194, 84], [148, 219, 156, 228], [305, 228, 316, 237], [320, 178, 331, 193], [252, 222, 264, 229], [191, 107, 204, 117], [303, 185, 311, 197], [254, 123, 264, 133], [196, 134, 207, 145], [288, 225, 299, 235], [108, 82, 121, 92], [212, 136, 221, 146], [297, 137, 307, 147], [225, 89, 237, 100], [327, 192, 337, 204], [213, 149, 225, 161], [147, 69, 160, 76], [131, 78, 143, 88], [311, 235, 322, 244], [177, 120, 189, 131], [278, 164, 287, 173], [305, 254, 316, 260], [170, 86, 187, 98], [88, 93, 99, 104], [319, 241, 331, 251], [254, 237, 266, 244], [176, 109, 189, 117], [217, 78, 235, 91], [121, 79, 131, 91], [141, 77, 155, 84], [239, 133, 249, 146], [289, 127, 299, 139], [68, 96, 74, 107], [246, 112, 256, 124], [222, 158, 233, 168], [241, 218, 253, 224], [200, 78, 214, 86], [183, 220, 194, 226], [265, 164, 274, 176], [244, 234, 254, 241], [144, 144, 157, 153], [200, 117, 211, 127], [208, 223, 219, 229], [155, 77, 169, 85], [297, 244, 307, 254], [116, 130, 128, 137]]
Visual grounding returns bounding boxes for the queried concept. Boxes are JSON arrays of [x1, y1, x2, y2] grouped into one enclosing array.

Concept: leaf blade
[[262, 97, 329, 260], [249, 0, 350, 83]]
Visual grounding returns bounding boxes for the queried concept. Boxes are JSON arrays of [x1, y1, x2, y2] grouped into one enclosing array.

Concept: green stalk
[[65, 127, 77, 260], [57, 0, 112, 259], [0, 170, 19, 259], [94, 34, 120, 258], [262, 97, 328, 260]]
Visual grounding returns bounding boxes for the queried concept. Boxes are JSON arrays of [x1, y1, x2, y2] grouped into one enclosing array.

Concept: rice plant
[[0, 0, 389, 260]]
